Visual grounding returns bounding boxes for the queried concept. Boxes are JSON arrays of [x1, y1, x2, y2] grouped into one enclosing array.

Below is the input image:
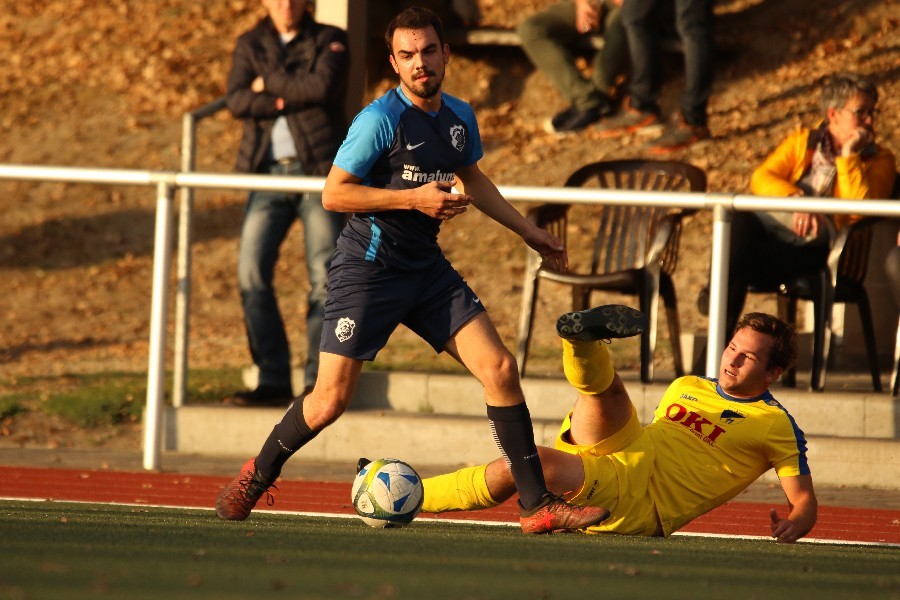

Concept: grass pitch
[[0, 501, 896, 599]]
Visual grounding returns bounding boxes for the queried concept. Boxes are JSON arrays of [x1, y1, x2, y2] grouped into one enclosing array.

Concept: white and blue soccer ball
[[351, 458, 423, 528]]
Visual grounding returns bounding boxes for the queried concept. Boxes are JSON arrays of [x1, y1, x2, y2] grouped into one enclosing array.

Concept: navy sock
[[255, 399, 318, 482], [486, 403, 548, 511]]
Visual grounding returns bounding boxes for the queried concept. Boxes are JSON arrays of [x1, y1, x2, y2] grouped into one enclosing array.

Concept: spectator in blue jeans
[[224, 0, 349, 406], [596, 0, 713, 153]]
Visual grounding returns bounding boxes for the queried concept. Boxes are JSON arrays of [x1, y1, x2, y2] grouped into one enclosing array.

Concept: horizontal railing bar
[[188, 97, 226, 120], [2, 164, 897, 216], [0, 164, 164, 186], [173, 171, 325, 193], [497, 185, 711, 209], [732, 194, 900, 218]]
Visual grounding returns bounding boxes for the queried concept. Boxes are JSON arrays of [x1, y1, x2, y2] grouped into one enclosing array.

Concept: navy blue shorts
[[320, 249, 486, 360]]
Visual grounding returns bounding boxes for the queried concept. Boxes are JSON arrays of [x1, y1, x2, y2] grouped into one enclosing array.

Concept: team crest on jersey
[[719, 408, 746, 425], [449, 124, 466, 152], [335, 317, 356, 342]]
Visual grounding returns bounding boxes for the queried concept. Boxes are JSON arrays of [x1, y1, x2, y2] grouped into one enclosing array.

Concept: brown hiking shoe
[[520, 494, 610, 534], [595, 105, 662, 139], [647, 113, 710, 154], [215, 458, 275, 521]]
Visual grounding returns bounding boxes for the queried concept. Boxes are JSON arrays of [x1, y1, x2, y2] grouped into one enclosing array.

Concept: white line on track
[[3, 496, 897, 548]]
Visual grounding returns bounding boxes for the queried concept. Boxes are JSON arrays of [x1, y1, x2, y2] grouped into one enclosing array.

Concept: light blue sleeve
[[333, 104, 396, 180], [443, 94, 484, 167]]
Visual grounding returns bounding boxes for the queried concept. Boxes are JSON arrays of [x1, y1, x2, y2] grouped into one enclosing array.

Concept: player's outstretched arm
[[455, 163, 568, 272], [770, 474, 817, 543]]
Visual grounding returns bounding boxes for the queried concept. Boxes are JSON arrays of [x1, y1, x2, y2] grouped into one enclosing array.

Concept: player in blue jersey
[[422, 307, 819, 543], [216, 5, 610, 534]]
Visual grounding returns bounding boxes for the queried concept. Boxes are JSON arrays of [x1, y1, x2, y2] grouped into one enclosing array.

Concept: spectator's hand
[[416, 180, 470, 221], [575, 0, 601, 33], [251, 76, 265, 93], [793, 212, 822, 238], [769, 509, 802, 544], [251, 76, 284, 110], [841, 127, 873, 157]]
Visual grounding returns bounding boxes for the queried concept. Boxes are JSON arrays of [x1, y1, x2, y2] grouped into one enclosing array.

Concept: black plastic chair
[[515, 159, 706, 382], [765, 216, 884, 392]]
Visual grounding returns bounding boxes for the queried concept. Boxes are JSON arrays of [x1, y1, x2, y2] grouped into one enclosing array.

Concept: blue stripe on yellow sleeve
[[775, 405, 811, 475]]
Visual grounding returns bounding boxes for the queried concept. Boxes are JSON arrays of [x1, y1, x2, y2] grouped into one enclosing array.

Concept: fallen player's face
[[390, 26, 449, 101], [718, 328, 780, 398]]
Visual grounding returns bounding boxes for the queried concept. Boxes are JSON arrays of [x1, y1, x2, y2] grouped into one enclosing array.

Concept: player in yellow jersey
[[421, 305, 818, 542]]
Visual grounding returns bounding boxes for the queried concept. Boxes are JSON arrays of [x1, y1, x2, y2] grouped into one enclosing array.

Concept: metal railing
[[174, 97, 227, 410], [2, 160, 898, 471]]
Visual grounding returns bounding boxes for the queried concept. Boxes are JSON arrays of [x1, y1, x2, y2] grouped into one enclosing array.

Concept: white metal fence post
[[173, 113, 195, 409], [143, 180, 176, 471], [173, 98, 227, 408], [706, 203, 733, 376]]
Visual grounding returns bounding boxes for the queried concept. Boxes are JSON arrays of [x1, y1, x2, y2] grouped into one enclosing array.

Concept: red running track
[[0, 466, 897, 545]]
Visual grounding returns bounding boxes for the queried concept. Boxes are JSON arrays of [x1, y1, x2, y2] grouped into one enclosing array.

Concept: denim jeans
[[237, 161, 343, 391], [621, 0, 713, 126]]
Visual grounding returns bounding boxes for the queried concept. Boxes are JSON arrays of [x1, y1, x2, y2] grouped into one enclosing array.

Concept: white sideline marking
[[2, 496, 898, 548]]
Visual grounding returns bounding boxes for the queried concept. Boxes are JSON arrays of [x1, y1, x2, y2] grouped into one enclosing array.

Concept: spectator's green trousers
[[517, 0, 629, 112]]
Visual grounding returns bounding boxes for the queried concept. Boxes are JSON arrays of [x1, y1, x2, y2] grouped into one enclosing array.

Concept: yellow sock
[[561, 339, 614, 395], [421, 465, 499, 513]]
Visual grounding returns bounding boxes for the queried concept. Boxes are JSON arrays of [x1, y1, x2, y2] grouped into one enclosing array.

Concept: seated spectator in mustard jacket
[[700, 72, 896, 335]]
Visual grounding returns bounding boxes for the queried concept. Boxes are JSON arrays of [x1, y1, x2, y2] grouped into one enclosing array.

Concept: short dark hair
[[384, 6, 446, 54], [734, 312, 798, 371], [821, 72, 878, 112]]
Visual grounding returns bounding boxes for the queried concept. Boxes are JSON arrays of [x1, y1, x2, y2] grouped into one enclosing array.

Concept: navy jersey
[[332, 86, 483, 269]]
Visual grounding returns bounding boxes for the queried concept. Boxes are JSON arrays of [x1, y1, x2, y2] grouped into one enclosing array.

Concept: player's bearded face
[[390, 27, 449, 101], [406, 65, 444, 99]]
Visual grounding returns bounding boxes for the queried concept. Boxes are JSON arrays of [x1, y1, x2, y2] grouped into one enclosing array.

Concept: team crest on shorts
[[335, 317, 356, 342], [449, 125, 466, 152]]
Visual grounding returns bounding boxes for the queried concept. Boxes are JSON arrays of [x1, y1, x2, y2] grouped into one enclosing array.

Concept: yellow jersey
[[647, 375, 809, 535], [571, 375, 810, 536]]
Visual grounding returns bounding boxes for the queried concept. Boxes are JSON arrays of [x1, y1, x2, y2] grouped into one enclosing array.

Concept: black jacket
[[226, 14, 349, 175]]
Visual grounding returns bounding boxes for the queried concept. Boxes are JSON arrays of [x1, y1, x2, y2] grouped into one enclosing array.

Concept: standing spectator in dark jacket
[[224, 0, 349, 407]]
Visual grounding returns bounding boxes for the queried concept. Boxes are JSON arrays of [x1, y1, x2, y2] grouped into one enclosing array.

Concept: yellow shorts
[[554, 406, 661, 536]]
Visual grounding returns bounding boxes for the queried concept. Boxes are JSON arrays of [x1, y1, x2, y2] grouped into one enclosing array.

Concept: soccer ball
[[351, 458, 424, 528]]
